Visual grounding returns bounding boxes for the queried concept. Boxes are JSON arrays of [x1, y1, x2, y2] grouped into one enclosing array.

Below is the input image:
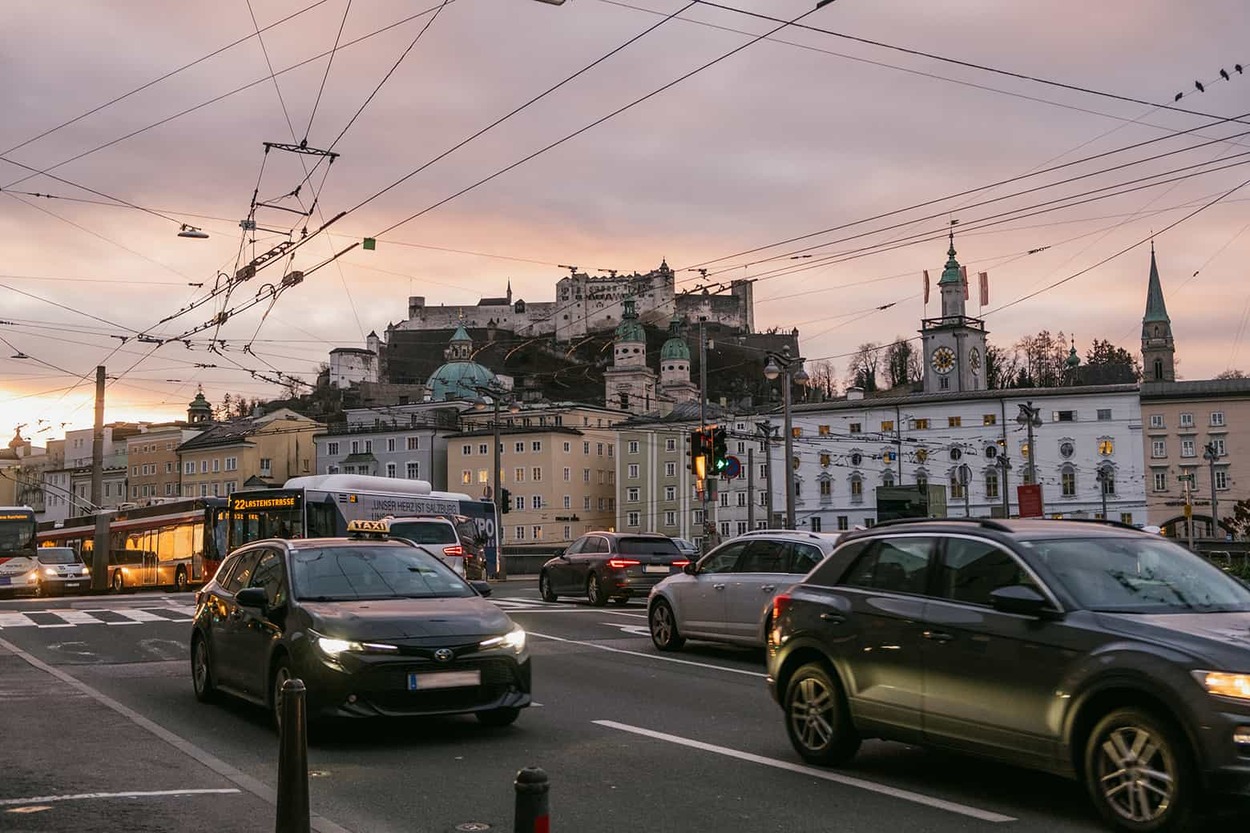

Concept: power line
[[305, 0, 353, 143]]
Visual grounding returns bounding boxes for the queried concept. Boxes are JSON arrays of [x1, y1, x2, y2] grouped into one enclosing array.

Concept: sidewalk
[[0, 641, 281, 833]]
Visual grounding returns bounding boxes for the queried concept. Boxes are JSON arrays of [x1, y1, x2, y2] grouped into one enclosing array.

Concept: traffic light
[[711, 426, 728, 474], [689, 429, 708, 478], [499, 487, 512, 514]]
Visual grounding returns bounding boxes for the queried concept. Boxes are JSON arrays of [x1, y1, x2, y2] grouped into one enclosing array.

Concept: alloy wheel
[[272, 664, 292, 727], [193, 641, 209, 693], [651, 604, 673, 644], [1094, 724, 1176, 824], [789, 675, 835, 752]]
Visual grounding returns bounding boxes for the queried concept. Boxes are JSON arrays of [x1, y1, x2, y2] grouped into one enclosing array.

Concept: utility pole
[[1180, 472, 1195, 550], [1096, 468, 1110, 521], [996, 455, 1012, 518], [764, 347, 808, 530], [698, 320, 712, 551], [746, 446, 755, 529], [756, 421, 776, 527], [1205, 442, 1222, 541], [958, 463, 971, 517], [90, 366, 109, 592], [1017, 401, 1042, 485]]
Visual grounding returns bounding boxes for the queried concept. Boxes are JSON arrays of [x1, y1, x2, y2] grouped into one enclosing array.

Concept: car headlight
[[1194, 670, 1250, 702], [44, 567, 58, 576], [480, 626, 526, 653], [83, 567, 90, 576], [312, 632, 397, 656]]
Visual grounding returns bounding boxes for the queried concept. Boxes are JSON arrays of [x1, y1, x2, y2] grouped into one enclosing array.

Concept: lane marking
[[594, 720, 1017, 823], [0, 788, 241, 807], [112, 608, 166, 623], [0, 636, 355, 833], [0, 613, 35, 628], [599, 622, 651, 637], [527, 631, 766, 678]]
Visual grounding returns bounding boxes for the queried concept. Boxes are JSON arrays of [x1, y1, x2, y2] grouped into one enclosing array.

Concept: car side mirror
[[557, 550, 569, 560], [682, 562, 698, 576], [235, 587, 268, 609], [470, 580, 492, 597], [989, 585, 1056, 618]]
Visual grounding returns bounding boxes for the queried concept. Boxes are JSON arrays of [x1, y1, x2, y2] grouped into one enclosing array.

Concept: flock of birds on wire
[[1177, 64, 1243, 99]]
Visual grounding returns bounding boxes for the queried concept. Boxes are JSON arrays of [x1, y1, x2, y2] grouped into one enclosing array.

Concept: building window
[[948, 416, 962, 428], [385, 438, 396, 453], [819, 452, 831, 468], [1152, 440, 1166, 458], [881, 420, 894, 432], [1211, 411, 1226, 427], [515, 495, 526, 511], [819, 478, 832, 497], [628, 464, 640, 479], [514, 442, 524, 454], [848, 423, 860, 434], [212, 458, 221, 473], [664, 486, 676, 501], [563, 467, 571, 482], [563, 495, 572, 509], [949, 473, 965, 499], [608, 444, 614, 458], [461, 470, 472, 485], [1097, 409, 1112, 421], [350, 441, 360, 454], [532, 495, 543, 510], [1054, 410, 1076, 422], [1098, 439, 1114, 456], [1152, 471, 1167, 492], [583, 468, 591, 482], [597, 443, 604, 456], [259, 458, 272, 475], [664, 462, 676, 477], [406, 462, 420, 479], [983, 414, 997, 426], [1179, 413, 1194, 428], [407, 436, 420, 451], [327, 441, 339, 455], [627, 512, 641, 527], [561, 441, 570, 453], [735, 491, 746, 507], [1099, 466, 1116, 496], [720, 492, 729, 507], [515, 526, 526, 541], [385, 462, 396, 478], [478, 470, 488, 484], [1213, 468, 1230, 490], [1181, 439, 1196, 458], [882, 471, 894, 488], [627, 488, 640, 502], [1211, 438, 1227, 457], [583, 442, 590, 455], [911, 418, 930, 430], [476, 443, 487, 455], [563, 525, 572, 540], [665, 438, 676, 452], [584, 496, 591, 510], [1061, 466, 1076, 497], [818, 425, 830, 436], [628, 441, 639, 454], [532, 441, 542, 452], [719, 521, 731, 537], [985, 469, 1000, 499], [532, 467, 542, 482], [760, 463, 768, 481], [514, 468, 525, 482], [664, 511, 676, 527], [1149, 414, 1165, 429], [850, 474, 863, 502]]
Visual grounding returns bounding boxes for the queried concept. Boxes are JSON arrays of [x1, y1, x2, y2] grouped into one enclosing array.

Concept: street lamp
[[473, 386, 520, 579], [995, 455, 1012, 518], [958, 463, 971, 517], [1015, 401, 1042, 485], [764, 345, 808, 530], [1095, 467, 1110, 521]]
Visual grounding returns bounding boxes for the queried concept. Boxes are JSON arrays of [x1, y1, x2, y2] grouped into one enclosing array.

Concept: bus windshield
[[0, 515, 36, 554]]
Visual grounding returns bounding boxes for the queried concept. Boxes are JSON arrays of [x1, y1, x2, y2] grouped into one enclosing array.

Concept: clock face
[[969, 347, 982, 373], [931, 346, 956, 375]]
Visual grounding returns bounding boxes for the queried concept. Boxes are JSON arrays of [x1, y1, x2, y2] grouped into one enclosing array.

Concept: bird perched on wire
[[1195, 80, 1206, 92], [1220, 68, 1230, 80], [1236, 64, 1244, 74], [1175, 92, 1184, 101]]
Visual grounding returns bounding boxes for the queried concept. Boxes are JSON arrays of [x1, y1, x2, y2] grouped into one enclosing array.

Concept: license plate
[[64, 583, 81, 589], [644, 565, 670, 574], [408, 670, 481, 690]]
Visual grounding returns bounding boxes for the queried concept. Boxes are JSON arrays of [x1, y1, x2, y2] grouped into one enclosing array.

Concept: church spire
[[1143, 241, 1170, 324], [1141, 243, 1176, 382]]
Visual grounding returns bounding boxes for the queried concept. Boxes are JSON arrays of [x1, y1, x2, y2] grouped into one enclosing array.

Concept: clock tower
[[921, 234, 988, 393]]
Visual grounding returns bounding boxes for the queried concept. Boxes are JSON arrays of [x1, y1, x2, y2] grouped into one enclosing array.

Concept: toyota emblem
[[434, 648, 454, 663]]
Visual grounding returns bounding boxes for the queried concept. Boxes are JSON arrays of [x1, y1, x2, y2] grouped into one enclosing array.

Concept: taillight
[[772, 593, 792, 623], [607, 558, 640, 569], [672, 560, 690, 568], [443, 545, 464, 557]]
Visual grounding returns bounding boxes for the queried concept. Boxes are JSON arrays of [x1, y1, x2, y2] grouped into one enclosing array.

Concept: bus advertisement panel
[[0, 507, 38, 594]]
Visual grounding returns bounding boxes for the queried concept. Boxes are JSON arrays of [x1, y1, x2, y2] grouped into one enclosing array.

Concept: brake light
[[772, 593, 792, 623], [672, 560, 690, 567], [607, 558, 640, 569], [443, 545, 464, 557]]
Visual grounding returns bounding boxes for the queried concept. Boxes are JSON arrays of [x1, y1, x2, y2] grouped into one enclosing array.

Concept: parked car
[[671, 537, 700, 558], [32, 546, 91, 596], [539, 532, 690, 606], [378, 515, 487, 580], [648, 530, 841, 652], [191, 526, 530, 727], [767, 518, 1250, 832]]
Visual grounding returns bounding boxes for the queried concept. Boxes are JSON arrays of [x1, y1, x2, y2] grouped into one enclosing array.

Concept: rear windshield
[[619, 537, 679, 556], [291, 544, 475, 601], [37, 549, 79, 564], [387, 522, 457, 545]]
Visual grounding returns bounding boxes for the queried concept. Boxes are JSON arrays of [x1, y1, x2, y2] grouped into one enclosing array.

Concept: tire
[[111, 570, 124, 593], [191, 634, 217, 703], [649, 599, 685, 651], [1083, 707, 1196, 833], [477, 707, 521, 727], [783, 661, 861, 766], [270, 656, 294, 731], [539, 572, 558, 602], [586, 573, 607, 607], [174, 567, 189, 593]]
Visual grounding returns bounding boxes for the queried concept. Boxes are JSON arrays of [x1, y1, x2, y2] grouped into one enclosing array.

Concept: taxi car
[[190, 520, 530, 727]]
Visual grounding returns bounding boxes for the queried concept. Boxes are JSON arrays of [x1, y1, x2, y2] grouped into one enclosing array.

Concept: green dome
[[660, 315, 689, 360], [428, 360, 496, 401], [938, 239, 963, 286], [615, 297, 645, 343]]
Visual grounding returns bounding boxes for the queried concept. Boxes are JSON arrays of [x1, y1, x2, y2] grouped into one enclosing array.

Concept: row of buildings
[[2, 243, 1240, 553]]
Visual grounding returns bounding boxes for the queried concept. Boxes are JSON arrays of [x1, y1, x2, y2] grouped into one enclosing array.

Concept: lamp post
[[995, 455, 1012, 518], [1016, 401, 1042, 485], [958, 463, 971, 517], [756, 420, 777, 527], [1205, 442, 1222, 541], [1096, 467, 1110, 521], [474, 387, 519, 580], [764, 346, 808, 530]]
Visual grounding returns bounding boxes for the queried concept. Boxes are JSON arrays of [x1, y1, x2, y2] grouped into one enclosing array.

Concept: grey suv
[[767, 519, 1250, 832]]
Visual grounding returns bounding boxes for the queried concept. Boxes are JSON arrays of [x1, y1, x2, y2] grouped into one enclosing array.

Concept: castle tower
[[921, 233, 988, 394], [1141, 243, 1176, 382], [187, 387, 212, 425], [659, 314, 698, 406], [604, 297, 656, 413]]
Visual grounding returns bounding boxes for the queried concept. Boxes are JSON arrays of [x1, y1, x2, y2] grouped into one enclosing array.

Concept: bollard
[[514, 766, 549, 833], [275, 678, 310, 833]]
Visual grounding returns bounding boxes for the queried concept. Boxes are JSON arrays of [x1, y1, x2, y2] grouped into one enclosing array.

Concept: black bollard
[[514, 766, 549, 833], [275, 678, 310, 833]]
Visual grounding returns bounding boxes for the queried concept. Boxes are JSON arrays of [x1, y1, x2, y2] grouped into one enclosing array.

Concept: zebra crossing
[[0, 597, 586, 629]]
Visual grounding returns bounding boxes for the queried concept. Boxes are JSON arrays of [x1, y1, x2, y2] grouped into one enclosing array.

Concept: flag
[[979, 271, 989, 306], [362, 237, 376, 250], [923, 270, 930, 304], [960, 265, 969, 301]]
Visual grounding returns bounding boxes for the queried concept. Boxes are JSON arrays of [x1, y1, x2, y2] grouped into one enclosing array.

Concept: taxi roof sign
[[346, 519, 391, 538]]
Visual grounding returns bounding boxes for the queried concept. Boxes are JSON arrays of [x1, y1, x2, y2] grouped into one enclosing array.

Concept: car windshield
[[37, 549, 79, 565], [387, 522, 457, 545], [291, 545, 475, 601], [1022, 536, 1250, 613], [619, 537, 679, 556]]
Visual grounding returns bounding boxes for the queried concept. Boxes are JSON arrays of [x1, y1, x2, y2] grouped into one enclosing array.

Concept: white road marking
[[0, 613, 35, 628], [111, 608, 166, 623], [0, 788, 242, 807], [527, 631, 766, 678], [594, 720, 1017, 823], [51, 610, 104, 626], [599, 622, 652, 637]]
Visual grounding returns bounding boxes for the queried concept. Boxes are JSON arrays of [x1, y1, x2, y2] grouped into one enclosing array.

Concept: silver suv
[[647, 529, 841, 652]]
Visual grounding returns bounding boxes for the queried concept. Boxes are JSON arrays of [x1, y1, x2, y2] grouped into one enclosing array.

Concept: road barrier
[[514, 766, 550, 833], [276, 678, 310, 833]]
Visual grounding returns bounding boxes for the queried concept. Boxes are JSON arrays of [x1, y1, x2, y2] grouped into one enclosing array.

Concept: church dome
[[428, 360, 496, 401], [660, 315, 689, 360]]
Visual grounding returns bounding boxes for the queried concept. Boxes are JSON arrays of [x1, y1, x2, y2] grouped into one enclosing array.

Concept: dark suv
[[539, 532, 689, 606], [767, 519, 1250, 832]]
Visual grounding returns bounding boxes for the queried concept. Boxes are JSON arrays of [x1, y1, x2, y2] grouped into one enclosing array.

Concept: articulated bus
[[226, 474, 500, 570], [36, 498, 229, 592], [0, 506, 39, 595]]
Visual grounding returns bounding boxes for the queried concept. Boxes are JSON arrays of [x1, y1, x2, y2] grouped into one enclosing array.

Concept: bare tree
[[806, 360, 839, 400], [1216, 368, 1247, 379], [883, 338, 921, 389], [986, 342, 1023, 390], [845, 342, 882, 391]]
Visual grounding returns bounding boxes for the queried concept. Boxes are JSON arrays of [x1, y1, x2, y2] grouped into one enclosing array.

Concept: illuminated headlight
[[480, 626, 526, 653], [83, 567, 90, 576], [44, 567, 58, 577], [312, 632, 397, 656], [1194, 670, 1250, 702]]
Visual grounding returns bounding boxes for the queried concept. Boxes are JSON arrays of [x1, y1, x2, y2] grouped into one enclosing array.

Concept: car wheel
[[539, 572, 558, 602], [270, 657, 294, 731], [477, 707, 521, 727], [649, 599, 685, 651], [586, 573, 607, 607], [191, 634, 217, 703], [783, 662, 861, 766], [174, 567, 189, 593], [1083, 708, 1196, 833], [111, 570, 124, 593]]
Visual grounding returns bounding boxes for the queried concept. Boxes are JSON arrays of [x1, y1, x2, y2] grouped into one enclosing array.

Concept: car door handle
[[713, 583, 726, 591], [923, 629, 954, 643], [819, 612, 845, 624], [761, 585, 776, 592]]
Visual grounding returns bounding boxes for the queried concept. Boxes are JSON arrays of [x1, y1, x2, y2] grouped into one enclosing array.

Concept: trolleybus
[[0, 506, 39, 595]]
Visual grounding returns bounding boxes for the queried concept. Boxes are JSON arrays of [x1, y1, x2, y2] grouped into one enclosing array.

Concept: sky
[[2, 0, 1247, 444]]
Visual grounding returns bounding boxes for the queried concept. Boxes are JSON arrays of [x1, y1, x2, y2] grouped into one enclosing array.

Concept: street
[[0, 583, 1222, 833]]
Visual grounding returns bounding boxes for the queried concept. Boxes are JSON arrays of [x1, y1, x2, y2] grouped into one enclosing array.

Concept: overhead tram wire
[[304, 0, 353, 144], [353, 3, 824, 240]]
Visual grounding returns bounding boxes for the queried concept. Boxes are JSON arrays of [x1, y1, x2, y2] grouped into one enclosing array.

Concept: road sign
[[1017, 483, 1044, 518], [722, 455, 741, 479]]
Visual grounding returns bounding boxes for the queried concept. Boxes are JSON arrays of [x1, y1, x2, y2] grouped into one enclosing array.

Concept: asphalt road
[[0, 584, 1232, 833]]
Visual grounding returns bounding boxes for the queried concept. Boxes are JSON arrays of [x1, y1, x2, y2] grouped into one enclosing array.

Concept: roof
[[447, 426, 585, 439], [450, 324, 472, 342], [428, 360, 496, 401], [1143, 246, 1171, 325], [938, 240, 963, 286], [1140, 378, 1250, 400], [789, 383, 1140, 414], [176, 408, 318, 452], [660, 316, 690, 360], [616, 399, 733, 426]]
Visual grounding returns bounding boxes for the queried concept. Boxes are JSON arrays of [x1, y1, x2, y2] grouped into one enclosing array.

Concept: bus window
[[306, 504, 337, 539]]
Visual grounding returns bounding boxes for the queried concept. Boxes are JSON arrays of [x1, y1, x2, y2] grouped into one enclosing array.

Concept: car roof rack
[[869, 517, 1013, 533]]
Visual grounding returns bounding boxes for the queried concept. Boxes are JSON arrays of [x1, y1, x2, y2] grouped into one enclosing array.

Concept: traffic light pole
[[698, 320, 713, 553]]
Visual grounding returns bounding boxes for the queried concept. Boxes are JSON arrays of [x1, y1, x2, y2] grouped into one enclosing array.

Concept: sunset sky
[[2, 0, 1247, 444]]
